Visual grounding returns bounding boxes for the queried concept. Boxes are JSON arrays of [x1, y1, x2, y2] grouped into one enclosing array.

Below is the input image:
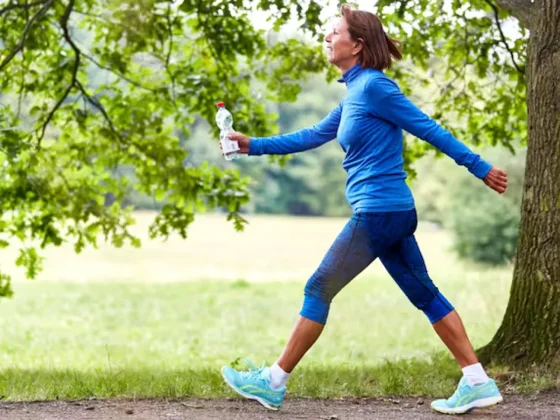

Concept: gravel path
[[1, 389, 559, 420]]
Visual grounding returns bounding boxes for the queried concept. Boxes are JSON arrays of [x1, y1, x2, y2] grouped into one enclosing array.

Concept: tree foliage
[[0, 0, 531, 298], [0, 0, 330, 296], [375, 0, 527, 154]]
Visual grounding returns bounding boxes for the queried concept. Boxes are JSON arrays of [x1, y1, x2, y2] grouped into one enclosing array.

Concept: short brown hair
[[340, 5, 402, 70]]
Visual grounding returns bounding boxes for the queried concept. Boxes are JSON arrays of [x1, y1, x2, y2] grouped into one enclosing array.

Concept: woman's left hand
[[483, 167, 508, 194]]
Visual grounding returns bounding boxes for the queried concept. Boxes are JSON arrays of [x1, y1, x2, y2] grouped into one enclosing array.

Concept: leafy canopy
[[0, 0, 525, 297]]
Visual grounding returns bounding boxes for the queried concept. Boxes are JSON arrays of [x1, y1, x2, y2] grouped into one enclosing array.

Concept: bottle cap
[[216, 102, 225, 108]]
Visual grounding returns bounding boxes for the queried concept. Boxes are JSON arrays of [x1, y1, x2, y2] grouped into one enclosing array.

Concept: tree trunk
[[478, 2, 560, 370]]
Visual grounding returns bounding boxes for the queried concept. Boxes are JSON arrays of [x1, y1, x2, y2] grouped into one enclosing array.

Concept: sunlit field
[[0, 212, 514, 400]]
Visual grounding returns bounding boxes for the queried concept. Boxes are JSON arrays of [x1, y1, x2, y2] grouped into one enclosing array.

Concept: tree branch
[[165, 3, 177, 100], [17, 4, 31, 120], [72, 10, 168, 95], [40, 0, 127, 145], [17, 51, 25, 119], [0, 0, 48, 17], [41, 1, 176, 166], [60, 0, 122, 139], [0, 0, 54, 72], [484, 0, 525, 75], [37, 0, 78, 144], [196, 0, 232, 78], [78, 85, 121, 140], [78, 49, 157, 93]]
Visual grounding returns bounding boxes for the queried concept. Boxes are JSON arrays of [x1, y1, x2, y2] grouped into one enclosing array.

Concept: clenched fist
[[483, 167, 508, 194]]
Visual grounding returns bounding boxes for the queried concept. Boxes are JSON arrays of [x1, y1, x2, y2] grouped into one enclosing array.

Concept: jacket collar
[[337, 63, 363, 84]]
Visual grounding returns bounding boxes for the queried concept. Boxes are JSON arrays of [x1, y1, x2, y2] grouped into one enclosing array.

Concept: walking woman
[[220, 5, 508, 415]]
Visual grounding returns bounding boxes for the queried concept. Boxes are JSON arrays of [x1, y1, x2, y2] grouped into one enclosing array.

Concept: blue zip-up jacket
[[248, 64, 492, 213]]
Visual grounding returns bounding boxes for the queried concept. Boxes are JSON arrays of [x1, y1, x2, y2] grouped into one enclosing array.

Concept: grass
[[0, 212, 534, 401], [1, 212, 511, 284], [0, 358, 464, 401]]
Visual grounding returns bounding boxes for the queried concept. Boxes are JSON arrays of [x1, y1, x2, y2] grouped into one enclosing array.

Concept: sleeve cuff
[[248, 138, 265, 156], [471, 159, 492, 179]]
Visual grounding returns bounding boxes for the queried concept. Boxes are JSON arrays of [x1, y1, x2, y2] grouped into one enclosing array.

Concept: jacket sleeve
[[248, 103, 342, 155], [365, 77, 492, 179]]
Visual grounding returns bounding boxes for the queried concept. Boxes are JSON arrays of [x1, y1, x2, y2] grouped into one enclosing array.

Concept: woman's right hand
[[225, 132, 250, 154], [483, 166, 508, 194]]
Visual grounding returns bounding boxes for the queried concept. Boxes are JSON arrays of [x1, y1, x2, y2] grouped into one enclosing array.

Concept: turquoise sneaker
[[221, 358, 286, 410], [431, 377, 503, 414]]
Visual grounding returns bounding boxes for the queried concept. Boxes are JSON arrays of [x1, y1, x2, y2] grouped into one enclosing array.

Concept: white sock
[[462, 363, 490, 386], [269, 363, 290, 390]]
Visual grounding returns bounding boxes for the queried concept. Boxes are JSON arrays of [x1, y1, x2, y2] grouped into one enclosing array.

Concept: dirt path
[[1, 390, 559, 420]]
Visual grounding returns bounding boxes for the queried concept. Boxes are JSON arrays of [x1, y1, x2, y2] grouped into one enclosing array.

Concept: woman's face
[[324, 17, 361, 69]]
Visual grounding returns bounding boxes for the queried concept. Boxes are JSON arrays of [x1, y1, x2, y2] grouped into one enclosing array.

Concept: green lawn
[[0, 213, 525, 401], [0, 277, 513, 400]]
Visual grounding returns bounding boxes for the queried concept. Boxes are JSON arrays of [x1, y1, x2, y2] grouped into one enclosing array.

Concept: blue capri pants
[[301, 209, 454, 324]]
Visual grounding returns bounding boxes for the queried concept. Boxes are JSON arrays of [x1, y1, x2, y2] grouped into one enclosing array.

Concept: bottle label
[[221, 132, 240, 154]]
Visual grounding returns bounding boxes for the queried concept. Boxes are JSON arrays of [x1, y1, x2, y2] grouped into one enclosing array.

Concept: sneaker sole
[[431, 395, 504, 414], [221, 367, 281, 411]]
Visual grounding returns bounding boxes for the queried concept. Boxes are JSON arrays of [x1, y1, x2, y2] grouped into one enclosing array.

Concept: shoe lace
[[246, 367, 265, 381], [237, 358, 267, 383]]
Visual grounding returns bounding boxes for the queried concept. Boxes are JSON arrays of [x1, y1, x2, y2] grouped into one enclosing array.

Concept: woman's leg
[[432, 310, 478, 368], [379, 233, 502, 414], [222, 211, 411, 409], [274, 211, 425, 379], [378, 234, 479, 367], [276, 214, 379, 373], [275, 316, 324, 373]]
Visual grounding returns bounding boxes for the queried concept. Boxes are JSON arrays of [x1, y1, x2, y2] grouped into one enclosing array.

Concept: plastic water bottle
[[215, 102, 240, 160]]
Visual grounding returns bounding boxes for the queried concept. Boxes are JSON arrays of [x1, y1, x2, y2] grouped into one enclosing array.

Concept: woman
[[220, 5, 508, 415]]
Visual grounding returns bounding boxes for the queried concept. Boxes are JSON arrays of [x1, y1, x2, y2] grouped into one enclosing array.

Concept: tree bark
[[479, 1, 560, 370]]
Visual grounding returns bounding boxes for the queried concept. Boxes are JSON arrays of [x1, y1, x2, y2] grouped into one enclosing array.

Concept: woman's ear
[[353, 37, 364, 56]]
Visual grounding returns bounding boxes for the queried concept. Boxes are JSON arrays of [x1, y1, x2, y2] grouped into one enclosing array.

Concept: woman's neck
[[338, 58, 360, 75]]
